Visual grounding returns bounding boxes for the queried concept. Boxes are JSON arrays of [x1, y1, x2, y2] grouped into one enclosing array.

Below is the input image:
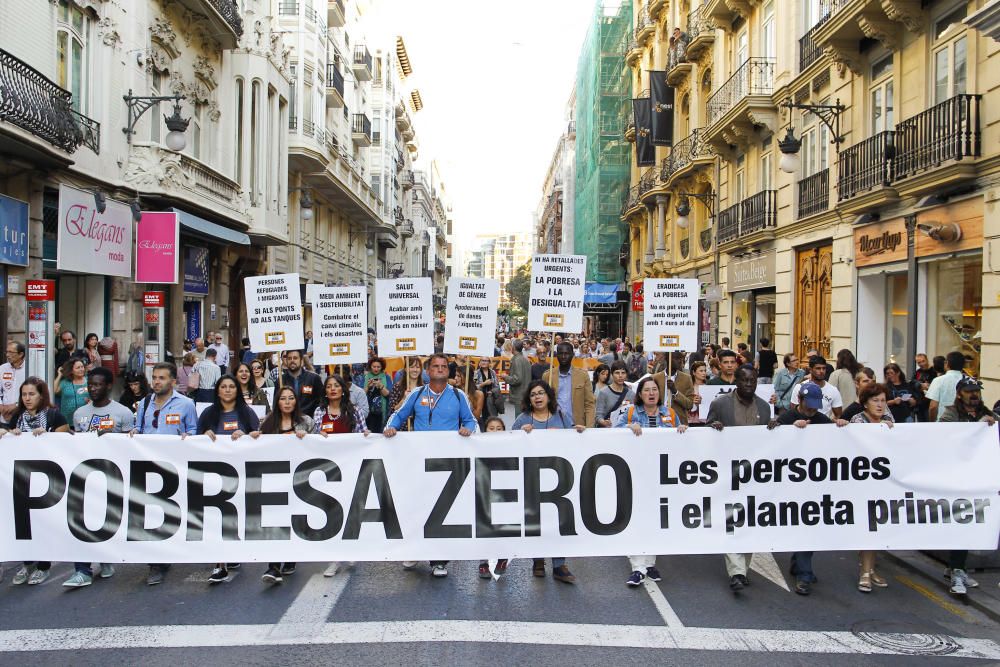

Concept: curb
[[885, 551, 1000, 624]]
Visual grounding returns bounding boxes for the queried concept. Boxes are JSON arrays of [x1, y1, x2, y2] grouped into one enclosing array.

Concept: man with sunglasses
[[129, 361, 198, 586]]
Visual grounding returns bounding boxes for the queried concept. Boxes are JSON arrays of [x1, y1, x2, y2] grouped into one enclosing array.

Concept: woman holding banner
[[512, 380, 579, 584], [614, 376, 686, 587], [314, 375, 368, 436]]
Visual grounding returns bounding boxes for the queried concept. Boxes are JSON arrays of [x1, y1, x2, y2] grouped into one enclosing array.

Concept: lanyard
[[423, 385, 448, 427]]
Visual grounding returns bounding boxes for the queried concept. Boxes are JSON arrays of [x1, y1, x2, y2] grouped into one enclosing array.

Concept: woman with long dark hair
[[313, 375, 367, 435], [884, 362, 919, 423], [1, 377, 69, 586], [592, 363, 610, 394], [829, 349, 863, 406], [234, 362, 269, 411], [119, 372, 150, 413], [82, 333, 100, 371]]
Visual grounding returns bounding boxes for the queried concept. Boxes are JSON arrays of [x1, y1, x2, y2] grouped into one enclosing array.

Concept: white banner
[[307, 285, 368, 365], [244, 274, 304, 352], [698, 385, 775, 421], [57, 184, 133, 278], [444, 277, 499, 357], [644, 278, 699, 352], [376, 278, 433, 355], [528, 254, 586, 333], [2, 424, 997, 562]]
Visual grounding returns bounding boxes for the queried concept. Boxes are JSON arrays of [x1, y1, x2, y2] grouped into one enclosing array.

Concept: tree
[[506, 260, 532, 312]]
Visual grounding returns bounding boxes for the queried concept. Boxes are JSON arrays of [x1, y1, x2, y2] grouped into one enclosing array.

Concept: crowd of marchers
[[0, 328, 994, 599]]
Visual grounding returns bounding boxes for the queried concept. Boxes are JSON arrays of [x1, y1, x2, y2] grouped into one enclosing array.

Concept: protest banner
[[307, 285, 368, 365], [244, 274, 304, 352], [698, 385, 776, 420], [644, 278, 699, 353], [444, 277, 499, 357], [3, 424, 997, 562], [527, 254, 586, 333], [376, 278, 433, 355]]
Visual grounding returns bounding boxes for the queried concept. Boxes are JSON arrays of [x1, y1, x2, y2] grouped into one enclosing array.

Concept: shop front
[[727, 251, 776, 351], [583, 282, 626, 339], [854, 197, 983, 377]]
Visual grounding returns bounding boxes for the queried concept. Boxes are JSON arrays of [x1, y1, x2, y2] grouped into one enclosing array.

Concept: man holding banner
[[384, 353, 478, 577]]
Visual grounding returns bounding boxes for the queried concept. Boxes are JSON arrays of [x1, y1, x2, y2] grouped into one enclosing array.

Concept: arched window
[[56, 1, 89, 112]]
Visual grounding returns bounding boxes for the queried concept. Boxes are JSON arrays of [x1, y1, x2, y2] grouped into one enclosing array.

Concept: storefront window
[[732, 291, 751, 348], [887, 273, 908, 366], [930, 255, 982, 376], [754, 292, 775, 345]]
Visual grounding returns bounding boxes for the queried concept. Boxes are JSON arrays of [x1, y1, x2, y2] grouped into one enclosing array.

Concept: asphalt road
[[1, 404, 998, 666]]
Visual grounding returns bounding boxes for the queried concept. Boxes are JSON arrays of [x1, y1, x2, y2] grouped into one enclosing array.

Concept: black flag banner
[[632, 97, 655, 167], [649, 71, 674, 146]]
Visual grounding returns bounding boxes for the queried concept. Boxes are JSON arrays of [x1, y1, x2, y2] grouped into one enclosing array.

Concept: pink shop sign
[[135, 212, 180, 284]]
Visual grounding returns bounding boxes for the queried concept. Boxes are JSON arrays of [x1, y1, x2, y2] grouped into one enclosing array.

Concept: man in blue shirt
[[384, 353, 476, 577], [129, 362, 198, 586]]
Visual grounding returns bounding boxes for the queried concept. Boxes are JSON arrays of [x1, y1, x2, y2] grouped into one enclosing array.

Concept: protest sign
[[644, 278, 699, 352], [307, 285, 368, 365], [244, 274, 304, 352], [698, 384, 775, 420], [527, 254, 586, 333], [376, 278, 433, 355], [444, 277, 499, 357], [2, 424, 997, 562]]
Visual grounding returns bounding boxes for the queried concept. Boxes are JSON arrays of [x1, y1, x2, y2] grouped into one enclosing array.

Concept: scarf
[[17, 409, 49, 433]]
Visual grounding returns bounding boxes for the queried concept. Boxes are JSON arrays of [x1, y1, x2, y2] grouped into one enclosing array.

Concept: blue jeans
[[74, 562, 111, 576], [790, 552, 815, 583]]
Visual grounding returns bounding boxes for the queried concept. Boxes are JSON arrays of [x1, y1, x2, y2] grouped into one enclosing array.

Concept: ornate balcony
[[666, 39, 691, 86], [621, 184, 642, 217], [837, 130, 896, 207], [176, 0, 243, 48], [648, 0, 667, 20], [893, 93, 981, 196], [797, 168, 830, 218], [799, 20, 827, 72], [685, 5, 716, 61], [123, 144, 241, 218], [635, 8, 655, 46], [399, 219, 414, 237], [351, 113, 372, 146], [811, 0, 924, 76], [352, 46, 373, 81], [705, 58, 777, 150], [625, 38, 642, 66], [716, 190, 777, 249], [704, 0, 753, 30], [327, 0, 346, 27], [325, 64, 345, 108], [0, 48, 100, 156], [638, 167, 658, 197], [661, 129, 714, 186]]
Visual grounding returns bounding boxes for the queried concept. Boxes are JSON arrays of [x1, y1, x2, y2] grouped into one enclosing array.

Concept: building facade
[[535, 94, 577, 255], [622, 0, 999, 401], [0, 0, 289, 382], [464, 234, 532, 307]]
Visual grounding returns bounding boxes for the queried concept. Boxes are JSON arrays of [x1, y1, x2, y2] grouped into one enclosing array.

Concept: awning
[[584, 282, 620, 304], [172, 208, 250, 245]]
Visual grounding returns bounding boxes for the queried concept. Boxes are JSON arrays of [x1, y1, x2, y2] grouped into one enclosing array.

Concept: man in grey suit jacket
[[504, 339, 533, 417], [705, 365, 771, 594]]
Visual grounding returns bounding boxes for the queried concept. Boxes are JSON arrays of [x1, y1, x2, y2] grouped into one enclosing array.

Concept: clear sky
[[368, 0, 595, 261]]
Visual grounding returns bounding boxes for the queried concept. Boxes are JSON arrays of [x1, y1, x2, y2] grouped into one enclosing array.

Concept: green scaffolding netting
[[574, 0, 631, 284]]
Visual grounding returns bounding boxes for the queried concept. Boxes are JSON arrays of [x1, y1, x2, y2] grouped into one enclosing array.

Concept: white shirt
[[925, 369, 964, 421], [790, 380, 844, 418], [208, 342, 230, 367], [0, 361, 25, 407]]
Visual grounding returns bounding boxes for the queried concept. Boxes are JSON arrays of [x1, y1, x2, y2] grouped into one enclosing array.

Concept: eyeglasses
[[152, 409, 161, 429], [529, 391, 547, 398]]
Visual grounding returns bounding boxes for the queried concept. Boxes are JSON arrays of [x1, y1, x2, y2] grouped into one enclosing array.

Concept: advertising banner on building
[[375, 277, 434, 355], [57, 184, 132, 278], [631, 281, 644, 311], [306, 284, 368, 365], [0, 193, 29, 267], [649, 71, 674, 146], [2, 424, 998, 561], [632, 97, 655, 166], [527, 254, 586, 333], [184, 247, 210, 294], [135, 212, 180, 283], [644, 278, 699, 352], [244, 274, 304, 352], [444, 277, 499, 357]]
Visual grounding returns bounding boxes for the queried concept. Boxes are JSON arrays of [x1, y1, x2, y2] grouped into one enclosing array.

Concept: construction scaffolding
[[574, 0, 631, 283]]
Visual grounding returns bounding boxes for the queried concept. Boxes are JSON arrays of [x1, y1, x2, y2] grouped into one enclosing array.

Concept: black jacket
[[281, 369, 326, 416]]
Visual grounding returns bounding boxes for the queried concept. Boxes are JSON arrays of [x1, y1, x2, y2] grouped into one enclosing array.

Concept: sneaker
[[729, 575, 744, 591], [495, 559, 508, 574], [11, 566, 30, 585], [431, 564, 448, 578], [532, 560, 545, 577], [944, 568, 978, 588], [279, 564, 297, 576], [63, 571, 92, 588], [401, 561, 418, 571], [324, 562, 340, 577], [478, 562, 491, 579], [950, 569, 968, 595], [627, 570, 645, 587], [27, 568, 49, 585], [99, 564, 115, 579], [552, 565, 576, 584], [208, 567, 229, 584], [262, 568, 283, 585], [646, 566, 662, 582], [795, 579, 811, 596], [146, 568, 165, 586], [737, 574, 750, 587]]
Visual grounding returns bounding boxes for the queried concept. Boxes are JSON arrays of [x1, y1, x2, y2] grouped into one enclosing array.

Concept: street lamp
[[674, 192, 715, 229], [777, 97, 846, 174], [123, 89, 190, 149], [289, 187, 314, 221]]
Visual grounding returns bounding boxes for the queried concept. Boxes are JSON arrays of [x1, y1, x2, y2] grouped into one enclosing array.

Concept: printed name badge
[[223, 420, 239, 431], [99, 418, 115, 430], [420, 397, 430, 406], [321, 421, 335, 433], [302, 385, 313, 394], [164, 413, 181, 425], [77, 386, 88, 395], [2, 372, 11, 381]]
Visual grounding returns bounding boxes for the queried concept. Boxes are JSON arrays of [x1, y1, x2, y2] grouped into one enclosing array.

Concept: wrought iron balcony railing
[[326, 63, 344, 97], [278, 1, 298, 16], [799, 24, 824, 71], [353, 45, 373, 72], [639, 167, 657, 195], [352, 113, 371, 139], [894, 94, 981, 180], [797, 168, 829, 218], [687, 4, 711, 41], [622, 184, 641, 215], [210, 0, 244, 37], [661, 129, 713, 182], [399, 220, 414, 237], [838, 131, 895, 201], [0, 48, 99, 154], [707, 57, 775, 126], [716, 190, 777, 245]]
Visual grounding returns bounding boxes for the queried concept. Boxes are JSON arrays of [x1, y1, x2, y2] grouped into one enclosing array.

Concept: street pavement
[[1, 404, 999, 665]]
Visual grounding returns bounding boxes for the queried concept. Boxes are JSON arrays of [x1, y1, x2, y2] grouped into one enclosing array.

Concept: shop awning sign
[[0, 194, 28, 267], [136, 213, 179, 284], [56, 184, 132, 278]]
